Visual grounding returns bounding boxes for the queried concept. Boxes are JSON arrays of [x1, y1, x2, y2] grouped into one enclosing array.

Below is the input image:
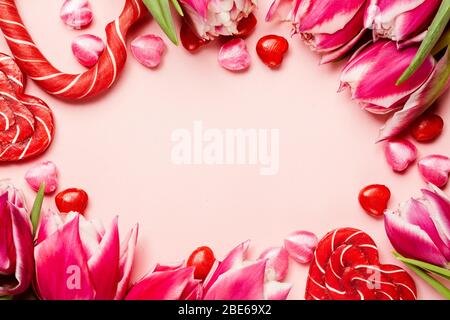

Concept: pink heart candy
[[25, 161, 58, 194], [418, 155, 450, 188], [131, 35, 166, 69], [60, 0, 93, 29], [384, 139, 417, 172]]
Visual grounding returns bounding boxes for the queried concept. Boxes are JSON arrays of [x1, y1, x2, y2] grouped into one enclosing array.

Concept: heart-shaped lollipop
[[305, 228, 417, 300]]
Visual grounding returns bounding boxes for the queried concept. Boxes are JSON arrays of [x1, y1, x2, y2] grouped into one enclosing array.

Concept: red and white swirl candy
[[0, 0, 146, 100], [0, 53, 54, 162], [305, 228, 417, 300]]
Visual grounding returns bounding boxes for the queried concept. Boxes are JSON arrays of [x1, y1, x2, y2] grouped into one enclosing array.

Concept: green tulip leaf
[[143, 0, 183, 45], [397, 0, 450, 85], [30, 183, 45, 236], [403, 263, 450, 299], [393, 252, 450, 280]]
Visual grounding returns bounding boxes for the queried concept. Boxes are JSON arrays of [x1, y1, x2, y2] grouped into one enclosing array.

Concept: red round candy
[[411, 113, 444, 142], [180, 22, 209, 52], [187, 246, 215, 281], [358, 184, 391, 217], [256, 35, 289, 68], [236, 13, 257, 38], [55, 188, 89, 214]]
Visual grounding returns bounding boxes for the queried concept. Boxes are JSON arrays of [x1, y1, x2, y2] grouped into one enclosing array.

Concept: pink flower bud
[[284, 231, 318, 264], [60, 0, 93, 29], [218, 38, 251, 72], [25, 161, 58, 194], [131, 35, 166, 69], [71, 34, 105, 68], [418, 155, 450, 188], [384, 139, 417, 172]]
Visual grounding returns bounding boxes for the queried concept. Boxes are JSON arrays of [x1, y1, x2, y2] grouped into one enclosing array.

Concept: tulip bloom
[[385, 184, 450, 267], [179, 0, 257, 40], [365, 0, 441, 43], [34, 211, 138, 300], [266, 0, 369, 63], [0, 186, 34, 296], [126, 241, 292, 300], [340, 40, 435, 114]]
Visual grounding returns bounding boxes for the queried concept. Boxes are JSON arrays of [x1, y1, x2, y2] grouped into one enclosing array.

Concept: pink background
[[1, 0, 449, 300]]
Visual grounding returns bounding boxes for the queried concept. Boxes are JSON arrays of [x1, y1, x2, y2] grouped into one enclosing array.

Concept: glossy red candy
[[256, 35, 289, 68], [180, 22, 209, 52], [358, 184, 391, 217], [411, 113, 444, 142], [55, 188, 89, 214], [236, 13, 257, 37], [187, 246, 215, 281]]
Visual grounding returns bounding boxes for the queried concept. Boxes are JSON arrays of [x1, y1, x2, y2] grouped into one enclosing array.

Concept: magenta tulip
[[179, 0, 257, 40], [266, 0, 369, 63], [125, 241, 292, 300], [34, 211, 138, 300], [0, 185, 34, 296], [384, 184, 450, 267], [365, 0, 441, 43]]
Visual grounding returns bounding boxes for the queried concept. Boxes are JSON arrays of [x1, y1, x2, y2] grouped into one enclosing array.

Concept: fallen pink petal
[[418, 155, 450, 188], [218, 38, 251, 72], [384, 139, 417, 172], [284, 231, 318, 264], [25, 161, 58, 194]]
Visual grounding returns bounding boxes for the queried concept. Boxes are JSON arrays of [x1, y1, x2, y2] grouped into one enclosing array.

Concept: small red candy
[[256, 35, 289, 68], [236, 13, 257, 38], [55, 188, 89, 214], [358, 184, 391, 218], [411, 113, 444, 142], [180, 22, 209, 52], [187, 246, 215, 281]]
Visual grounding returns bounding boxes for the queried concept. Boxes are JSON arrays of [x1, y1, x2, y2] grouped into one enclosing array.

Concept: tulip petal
[[384, 209, 447, 266], [342, 41, 435, 111], [299, 0, 366, 34], [264, 280, 292, 300], [378, 50, 450, 141], [404, 198, 450, 261], [35, 214, 94, 299], [87, 216, 120, 300], [258, 247, 289, 281], [114, 224, 138, 300], [418, 155, 450, 188], [204, 260, 266, 300], [422, 188, 450, 253], [181, 0, 210, 18], [203, 240, 249, 292], [0, 201, 33, 296], [384, 139, 417, 172], [0, 194, 15, 274], [180, 280, 203, 300], [284, 230, 318, 264], [125, 268, 195, 300]]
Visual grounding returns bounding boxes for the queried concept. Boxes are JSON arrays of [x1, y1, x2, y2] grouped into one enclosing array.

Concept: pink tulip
[[0, 185, 34, 296], [384, 184, 450, 267], [378, 50, 449, 141], [34, 211, 138, 300], [126, 241, 292, 300], [179, 0, 257, 40], [340, 40, 435, 114], [365, 0, 441, 43], [266, 0, 369, 64]]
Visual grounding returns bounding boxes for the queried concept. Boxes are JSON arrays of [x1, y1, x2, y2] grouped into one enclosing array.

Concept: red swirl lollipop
[[0, 0, 146, 100], [305, 228, 417, 300], [0, 53, 54, 162]]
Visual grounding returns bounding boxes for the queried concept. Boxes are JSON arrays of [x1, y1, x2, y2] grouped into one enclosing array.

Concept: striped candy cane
[[305, 228, 417, 300], [0, 53, 54, 162], [0, 0, 146, 100]]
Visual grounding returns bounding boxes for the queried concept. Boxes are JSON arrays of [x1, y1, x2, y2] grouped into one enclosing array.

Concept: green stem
[[432, 26, 450, 55], [0, 295, 12, 300], [30, 183, 45, 236], [397, 0, 450, 85], [393, 252, 450, 280], [404, 263, 450, 299], [143, 0, 181, 45]]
